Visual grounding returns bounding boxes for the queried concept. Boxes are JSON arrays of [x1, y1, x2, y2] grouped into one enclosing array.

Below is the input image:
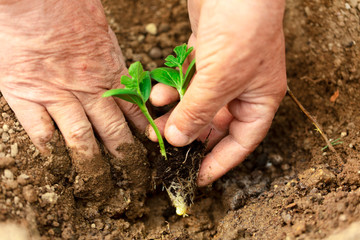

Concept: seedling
[[102, 61, 167, 160], [150, 43, 196, 99]]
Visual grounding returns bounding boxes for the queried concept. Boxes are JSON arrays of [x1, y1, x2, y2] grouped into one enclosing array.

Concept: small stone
[[145, 23, 157, 35], [14, 196, 20, 205], [4, 180, 18, 190], [339, 214, 347, 221], [0, 157, 15, 168], [281, 164, 290, 171], [3, 169, 14, 180], [149, 47, 162, 59], [23, 185, 37, 203], [2, 132, 10, 143], [347, 122, 356, 130], [293, 222, 306, 236], [350, 0, 358, 7], [2, 124, 9, 132], [91, 223, 96, 229], [146, 62, 157, 71], [281, 211, 292, 225], [10, 143, 18, 157], [17, 174, 30, 185], [158, 23, 170, 33], [41, 192, 59, 205], [137, 34, 145, 42], [8, 129, 14, 134], [299, 168, 335, 188], [341, 131, 347, 137], [345, 3, 351, 9], [269, 153, 283, 165]]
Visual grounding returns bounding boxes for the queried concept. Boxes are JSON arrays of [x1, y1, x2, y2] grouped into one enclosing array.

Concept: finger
[[197, 99, 276, 186], [164, 72, 233, 147], [146, 110, 172, 142], [197, 106, 233, 149], [75, 91, 134, 158], [2, 96, 54, 154], [149, 83, 179, 107], [46, 95, 99, 158]]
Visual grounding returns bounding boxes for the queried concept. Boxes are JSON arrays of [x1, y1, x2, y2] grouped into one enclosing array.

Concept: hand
[[0, 0, 147, 158], [148, 0, 287, 186]]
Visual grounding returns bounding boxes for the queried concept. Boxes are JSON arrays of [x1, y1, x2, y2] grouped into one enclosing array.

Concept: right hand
[[148, 0, 287, 186]]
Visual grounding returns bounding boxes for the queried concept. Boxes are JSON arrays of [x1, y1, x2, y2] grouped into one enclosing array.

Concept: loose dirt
[[1, 0, 359, 239]]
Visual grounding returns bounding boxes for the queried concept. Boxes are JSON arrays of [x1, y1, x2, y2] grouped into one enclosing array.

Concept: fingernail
[[166, 125, 190, 146]]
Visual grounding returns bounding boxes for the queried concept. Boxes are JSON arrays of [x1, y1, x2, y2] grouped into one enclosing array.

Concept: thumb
[[164, 73, 230, 146]]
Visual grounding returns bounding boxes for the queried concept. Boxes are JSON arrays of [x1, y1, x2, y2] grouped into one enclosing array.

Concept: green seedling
[[321, 138, 343, 151], [150, 43, 196, 100], [102, 61, 167, 160]]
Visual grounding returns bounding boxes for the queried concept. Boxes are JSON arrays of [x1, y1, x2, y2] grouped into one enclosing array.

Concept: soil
[[1, 0, 360, 239]]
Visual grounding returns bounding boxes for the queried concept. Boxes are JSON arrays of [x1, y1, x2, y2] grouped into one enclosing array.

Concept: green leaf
[[183, 58, 196, 90], [164, 44, 194, 68], [164, 55, 179, 68], [151, 67, 180, 88], [102, 88, 143, 106], [121, 75, 135, 89], [128, 61, 143, 85], [139, 71, 151, 102]]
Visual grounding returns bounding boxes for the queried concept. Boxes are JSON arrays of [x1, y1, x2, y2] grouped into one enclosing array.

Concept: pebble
[[23, 185, 37, 203], [4, 180, 18, 190], [2, 124, 9, 132], [10, 143, 18, 157], [269, 153, 283, 165], [14, 196, 20, 205], [145, 23, 157, 35], [0, 157, 15, 168], [281, 211, 292, 225], [345, 3, 351, 9], [293, 222, 306, 236], [41, 192, 59, 205], [137, 34, 145, 43], [149, 47, 162, 59], [146, 62, 158, 71], [17, 174, 30, 185], [2, 132, 10, 143], [339, 214, 347, 221], [340, 131, 347, 137], [350, 0, 358, 7], [3, 169, 14, 180], [158, 23, 170, 33]]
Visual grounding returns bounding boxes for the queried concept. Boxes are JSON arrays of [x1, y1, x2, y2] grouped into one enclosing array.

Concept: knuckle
[[180, 106, 211, 128], [68, 122, 93, 141], [102, 119, 128, 138], [31, 128, 54, 146]]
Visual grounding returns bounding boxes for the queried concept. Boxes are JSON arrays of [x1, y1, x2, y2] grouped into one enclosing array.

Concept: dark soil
[[1, 0, 360, 239]]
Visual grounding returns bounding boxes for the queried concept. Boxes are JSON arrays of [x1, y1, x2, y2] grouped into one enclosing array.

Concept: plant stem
[[178, 66, 184, 100], [140, 105, 167, 160]]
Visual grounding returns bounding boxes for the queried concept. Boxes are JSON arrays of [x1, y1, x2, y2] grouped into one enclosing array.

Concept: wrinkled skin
[[148, 0, 287, 186], [0, 0, 147, 159]]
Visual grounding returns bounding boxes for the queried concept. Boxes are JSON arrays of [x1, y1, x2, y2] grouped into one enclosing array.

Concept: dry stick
[[286, 86, 342, 161]]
